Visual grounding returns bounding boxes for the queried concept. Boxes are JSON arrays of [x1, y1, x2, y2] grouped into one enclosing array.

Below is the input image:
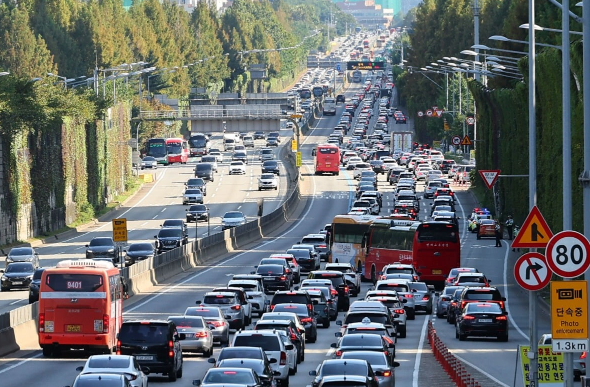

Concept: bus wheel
[[371, 266, 376, 285], [42, 347, 52, 357]]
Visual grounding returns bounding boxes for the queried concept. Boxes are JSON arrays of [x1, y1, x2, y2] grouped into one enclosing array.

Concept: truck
[[391, 131, 413, 153]]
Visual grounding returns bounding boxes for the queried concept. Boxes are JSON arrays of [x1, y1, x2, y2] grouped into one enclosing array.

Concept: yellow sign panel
[[551, 280, 588, 339], [290, 114, 303, 119], [460, 135, 472, 146], [444, 121, 450, 131], [296, 152, 302, 167], [519, 345, 564, 386], [112, 218, 128, 242], [291, 140, 297, 152]]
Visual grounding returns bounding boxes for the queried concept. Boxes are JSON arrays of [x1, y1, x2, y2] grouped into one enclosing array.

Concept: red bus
[[363, 218, 419, 283], [166, 138, 189, 164], [315, 144, 340, 176], [38, 260, 123, 357], [413, 222, 461, 287], [363, 39, 370, 49]]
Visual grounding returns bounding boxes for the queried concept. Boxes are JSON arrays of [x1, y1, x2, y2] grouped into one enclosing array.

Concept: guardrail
[[0, 141, 301, 356]]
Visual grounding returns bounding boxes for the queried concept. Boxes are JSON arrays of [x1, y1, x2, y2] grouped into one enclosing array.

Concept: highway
[[0, 69, 546, 387], [0, 135, 292, 314]]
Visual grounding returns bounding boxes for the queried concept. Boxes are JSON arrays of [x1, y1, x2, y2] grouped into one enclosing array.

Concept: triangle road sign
[[478, 170, 500, 189], [512, 205, 554, 248], [460, 135, 472, 146], [434, 110, 443, 117]]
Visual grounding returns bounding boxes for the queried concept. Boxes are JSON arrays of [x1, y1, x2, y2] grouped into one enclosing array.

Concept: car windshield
[[143, 156, 156, 162], [167, 317, 204, 328], [273, 304, 308, 314], [202, 157, 215, 163], [257, 264, 283, 275], [189, 205, 207, 211], [234, 334, 281, 351], [224, 212, 244, 219], [229, 282, 257, 290], [186, 179, 204, 186], [344, 313, 388, 325], [196, 164, 212, 171], [203, 370, 254, 384], [204, 295, 237, 305], [6, 263, 34, 273], [86, 357, 130, 369], [321, 362, 368, 377], [128, 243, 153, 252], [231, 161, 244, 166], [184, 307, 221, 318], [185, 189, 201, 195], [264, 161, 277, 167], [408, 282, 428, 292], [464, 290, 502, 301], [260, 174, 275, 179], [158, 229, 181, 238], [89, 238, 113, 247], [9, 247, 33, 256], [340, 334, 382, 346], [457, 275, 486, 283]]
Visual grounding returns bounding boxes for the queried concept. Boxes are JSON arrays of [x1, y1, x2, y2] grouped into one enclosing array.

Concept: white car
[[324, 262, 362, 296], [258, 173, 278, 190], [140, 156, 158, 169], [183, 188, 204, 205], [348, 208, 370, 216], [76, 355, 148, 387], [227, 279, 268, 317], [353, 163, 372, 179], [229, 161, 247, 175], [345, 156, 363, 168], [222, 211, 246, 230], [381, 158, 397, 171], [243, 136, 255, 147], [200, 155, 218, 172], [415, 167, 433, 181], [209, 150, 223, 163], [259, 148, 275, 161]]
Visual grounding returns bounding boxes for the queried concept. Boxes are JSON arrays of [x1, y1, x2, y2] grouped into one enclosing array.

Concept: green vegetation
[[0, 0, 353, 244], [394, 0, 585, 233]]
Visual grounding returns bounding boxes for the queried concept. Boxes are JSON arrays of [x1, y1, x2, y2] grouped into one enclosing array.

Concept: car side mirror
[[330, 343, 338, 348], [254, 265, 258, 269], [141, 366, 150, 375], [309, 370, 318, 376], [192, 380, 201, 386], [247, 295, 254, 299], [285, 344, 294, 350], [388, 342, 395, 348], [207, 358, 216, 364], [85, 244, 89, 247], [335, 332, 342, 337], [503, 311, 509, 315], [312, 300, 319, 305], [177, 333, 186, 340], [393, 361, 401, 367], [154, 236, 157, 239], [488, 280, 492, 283], [76, 366, 84, 372], [402, 299, 408, 304], [336, 320, 342, 326], [250, 271, 256, 274], [273, 371, 281, 376], [195, 300, 202, 305], [294, 286, 300, 290]]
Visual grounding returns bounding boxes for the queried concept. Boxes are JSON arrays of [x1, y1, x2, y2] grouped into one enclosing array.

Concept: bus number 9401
[[67, 281, 83, 289]]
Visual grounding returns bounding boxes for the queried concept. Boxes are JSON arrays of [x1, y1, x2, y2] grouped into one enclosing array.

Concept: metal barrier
[[428, 321, 482, 387]]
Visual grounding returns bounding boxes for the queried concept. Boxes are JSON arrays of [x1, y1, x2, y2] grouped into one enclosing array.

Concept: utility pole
[[472, 0, 481, 82]]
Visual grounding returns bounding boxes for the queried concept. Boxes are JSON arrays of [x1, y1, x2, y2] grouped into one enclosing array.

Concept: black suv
[[186, 204, 209, 223], [28, 267, 46, 303], [117, 320, 184, 381], [155, 228, 186, 253], [194, 163, 215, 181], [253, 264, 290, 293], [451, 287, 506, 323], [307, 271, 350, 311], [185, 178, 207, 196], [270, 290, 313, 313], [85, 237, 119, 262], [161, 219, 188, 238], [262, 160, 280, 176]]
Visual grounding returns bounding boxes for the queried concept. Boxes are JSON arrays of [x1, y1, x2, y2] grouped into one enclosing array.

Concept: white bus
[[322, 97, 337, 116]]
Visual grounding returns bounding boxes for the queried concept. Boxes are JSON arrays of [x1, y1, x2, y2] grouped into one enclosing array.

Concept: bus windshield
[[189, 136, 207, 148], [167, 142, 182, 154], [147, 139, 166, 158]]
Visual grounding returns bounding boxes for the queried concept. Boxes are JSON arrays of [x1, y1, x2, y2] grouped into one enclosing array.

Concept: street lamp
[[47, 72, 68, 88], [471, 44, 527, 56], [519, 23, 583, 36], [0, 72, 9, 76], [489, 35, 561, 49]]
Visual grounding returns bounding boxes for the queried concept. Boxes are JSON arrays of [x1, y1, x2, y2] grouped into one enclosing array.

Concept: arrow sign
[[478, 170, 500, 189], [451, 136, 461, 146], [426, 109, 433, 117], [514, 252, 551, 291]]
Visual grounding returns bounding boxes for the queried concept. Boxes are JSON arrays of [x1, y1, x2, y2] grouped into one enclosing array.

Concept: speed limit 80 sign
[[546, 231, 590, 278]]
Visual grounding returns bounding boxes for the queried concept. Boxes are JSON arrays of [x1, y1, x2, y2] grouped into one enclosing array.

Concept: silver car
[[167, 315, 214, 356], [7, 247, 39, 266], [75, 355, 148, 387], [182, 188, 204, 205], [140, 156, 158, 170], [366, 295, 408, 338], [184, 306, 230, 345], [408, 282, 433, 314], [340, 351, 399, 387], [374, 280, 416, 320], [197, 291, 246, 330], [436, 286, 463, 318], [227, 279, 268, 317]]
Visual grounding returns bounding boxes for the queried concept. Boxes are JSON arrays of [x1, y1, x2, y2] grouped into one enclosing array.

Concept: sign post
[[112, 218, 127, 268]]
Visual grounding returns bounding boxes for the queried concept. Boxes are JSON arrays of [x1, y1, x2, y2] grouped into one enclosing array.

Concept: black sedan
[[456, 302, 509, 341], [124, 242, 156, 266], [254, 131, 266, 140], [266, 137, 279, 147], [273, 303, 318, 343], [85, 237, 118, 260], [28, 267, 46, 303], [262, 160, 280, 175], [1, 262, 37, 291], [310, 359, 378, 387], [186, 204, 209, 223], [330, 333, 395, 364]]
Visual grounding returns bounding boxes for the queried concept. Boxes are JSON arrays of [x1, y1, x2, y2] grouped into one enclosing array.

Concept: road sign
[[434, 109, 443, 117], [460, 135, 472, 146], [417, 111, 424, 117], [551, 280, 588, 344], [444, 120, 450, 131], [432, 106, 438, 111], [291, 140, 297, 152], [336, 63, 341, 72], [519, 345, 564, 386], [290, 114, 302, 119], [426, 109, 433, 117], [112, 218, 128, 242], [451, 136, 461, 146], [466, 117, 475, 125], [478, 170, 501, 189], [127, 138, 138, 148], [512, 206, 553, 248], [296, 152, 302, 167], [347, 61, 385, 70], [514, 252, 551, 291], [546, 230, 590, 278]]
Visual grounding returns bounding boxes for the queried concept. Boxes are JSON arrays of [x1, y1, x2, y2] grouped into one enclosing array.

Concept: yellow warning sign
[[512, 205, 554, 248], [112, 218, 128, 242], [291, 140, 297, 152], [296, 152, 302, 167], [460, 135, 472, 146]]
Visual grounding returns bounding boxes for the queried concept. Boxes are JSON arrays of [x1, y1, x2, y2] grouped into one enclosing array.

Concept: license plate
[[66, 325, 81, 332], [479, 319, 492, 323], [12, 281, 22, 285], [432, 270, 442, 275], [263, 277, 272, 280], [136, 356, 153, 361]]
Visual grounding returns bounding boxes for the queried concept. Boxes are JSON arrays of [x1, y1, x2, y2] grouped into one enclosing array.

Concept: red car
[[477, 219, 500, 240]]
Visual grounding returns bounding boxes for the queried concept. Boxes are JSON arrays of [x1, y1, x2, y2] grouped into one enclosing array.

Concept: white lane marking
[[503, 242, 529, 340], [160, 208, 166, 213], [9, 299, 24, 306], [152, 215, 158, 220], [246, 192, 250, 197], [56, 168, 169, 243], [140, 222, 148, 227], [0, 353, 43, 375], [412, 316, 430, 387], [237, 206, 242, 209], [452, 353, 510, 387]]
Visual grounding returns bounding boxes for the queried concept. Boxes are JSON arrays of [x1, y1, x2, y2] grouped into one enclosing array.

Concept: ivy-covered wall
[[470, 42, 585, 233]]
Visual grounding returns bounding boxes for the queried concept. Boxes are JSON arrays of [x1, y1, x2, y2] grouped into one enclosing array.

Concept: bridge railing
[[139, 106, 285, 120]]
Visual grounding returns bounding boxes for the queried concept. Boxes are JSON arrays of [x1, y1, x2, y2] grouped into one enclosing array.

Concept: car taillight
[[496, 315, 507, 321], [460, 301, 467, 309], [116, 340, 121, 355], [422, 296, 430, 301], [168, 340, 174, 357], [280, 276, 287, 281], [384, 336, 394, 344], [394, 309, 405, 314], [581, 352, 587, 359], [382, 371, 391, 377], [291, 333, 298, 341], [285, 268, 291, 273], [335, 350, 342, 357], [103, 314, 109, 333], [331, 289, 338, 296], [300, 317, 312, 323], [270, 305, 275, 311], [210, 321, 225, 327], [344, 286, 349, 293], [319, 244, 326, 248], [499, 301, 505, 309], [39, 313, 45, 332], [231, 305, 241, 310], [280, 351, 287, 365], [195, 331, 208, 338], [384, 350, 389, 355], [463, 315, 476, 320]]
